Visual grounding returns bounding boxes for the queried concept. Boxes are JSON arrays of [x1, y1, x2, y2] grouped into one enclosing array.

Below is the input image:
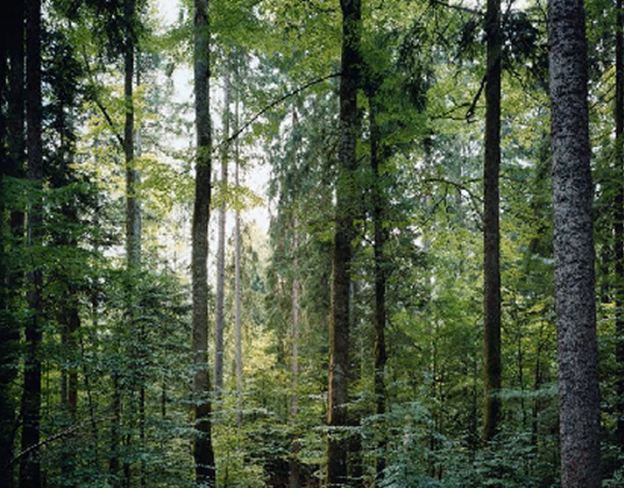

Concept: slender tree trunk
[[614, 0, 624, 450], [368, 93, 387, 484], [234, 93, 243, 426], [483, 0, 502, 443], [1, 3, 24, 485], [326, 1, 360, 486], [192, 0, 216, 484], [19, 1, 43, 486], [215, 68, 231, 396], [548, 1, 601, 486], [289, 221, 301, 488], [124, 0, 140, 268]]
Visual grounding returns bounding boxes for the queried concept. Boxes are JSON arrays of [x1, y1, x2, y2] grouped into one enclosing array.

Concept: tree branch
[[80, 47, 125, 148], [216, 72, 341, 152]]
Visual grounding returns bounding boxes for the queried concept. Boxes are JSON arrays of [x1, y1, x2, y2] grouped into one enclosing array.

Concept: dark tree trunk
[[548, 1, 601, 486], [192, 0, 216, 484], [615, 0, 624, 450], [19, 1, 43, 487], [125, 0, 140, 268], [369, 93, 387, 484], [215, 67, 230, 396], [483, 0, 502, 443], [1, 3, 25, 486], [326, 0, 360, 486]]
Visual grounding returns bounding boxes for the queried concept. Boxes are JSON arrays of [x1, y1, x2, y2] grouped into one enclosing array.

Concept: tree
[[614, 0, 624, 450], [214, 66, 230, 396], [19, 0, 43, 486], [483, 0, 502, 443], [548, 0, 601, 486], [191, 0, 216, 485], [326, 0, 361, 485]]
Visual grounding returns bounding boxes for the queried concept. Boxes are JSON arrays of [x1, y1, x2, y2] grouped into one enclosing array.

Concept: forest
[[0, 0, 621, 486]]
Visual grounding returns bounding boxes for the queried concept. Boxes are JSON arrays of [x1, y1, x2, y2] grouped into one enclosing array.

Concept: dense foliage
[[1, 0, 623, 487]]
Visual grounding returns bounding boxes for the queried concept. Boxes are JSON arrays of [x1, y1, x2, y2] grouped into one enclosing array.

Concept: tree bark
[[483, 0, 502, 443], [1, 3, 25, 485], [192, 0, 216, 484], [614, 0, 624, 450], [548, 1, 601, 486], [289, 113, 301, 488], [326, 0, 360, 486], [125, 0, 140, 269], [215, 68, 230, 396], [19, 1, 43, 486], [234, 89, 243, 427], [369, 93, 387, 484]]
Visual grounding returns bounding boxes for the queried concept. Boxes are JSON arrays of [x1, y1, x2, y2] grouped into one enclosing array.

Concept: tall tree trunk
[[234, 92, 243, 427], [192, 0, 216, 484], [614, 0, 624, 450], [124, 0, 140, 268], [289, 221, 301, 488], [548, 1, 601, 486], [1, 3, 25, 485], [19, 1, 43, 486], [288, 108, 302, 488], [215, 68, 231, 396], [327, 0, 360, 486], [483, 0, 502, 443], [368, 93, 387, 484]]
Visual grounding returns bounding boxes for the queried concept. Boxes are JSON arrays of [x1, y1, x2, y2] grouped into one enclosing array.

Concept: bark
[[192, 0, 216, 484], [289, 113, 301, 488], [483, 0, 502, 443], [548, 1, 601, 486], [215, 68, 231, 396], [369, 93, 387, 484], [615, 0, 624, 450], [326, 0, 360, 486], [234, 91, 243, 427], [19, 1, 43, 486], [125, 0, 140, 269], [1, 3, 24, 485]]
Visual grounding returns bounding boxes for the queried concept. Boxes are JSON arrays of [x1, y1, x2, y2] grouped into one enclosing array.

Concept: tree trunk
[[289, 108, 301, 488], [19, 1, 43, 486], [369, 93, 387, 484], [125, 0, 140, 269], [483, 0, 502, 443], [1, 3, 25, 485], [192, 0, 216, 484], [614, 0, 624, 450], [326, 0, 360, 486], [215, 67, 231, 396], [234, 91, 243, 427], [548, 1, 601, 486]]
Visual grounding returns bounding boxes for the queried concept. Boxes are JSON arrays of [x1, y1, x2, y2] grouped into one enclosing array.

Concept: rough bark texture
[[192, 0, 216, 484], [215, 68, 230, 396], [548, 1, 601, 486], [369, 94, 387, 484], [483, 0, 502, 443], [19, 1, 43, 486], [615, 0, 624, 450], [326, 1, 360, 486]]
